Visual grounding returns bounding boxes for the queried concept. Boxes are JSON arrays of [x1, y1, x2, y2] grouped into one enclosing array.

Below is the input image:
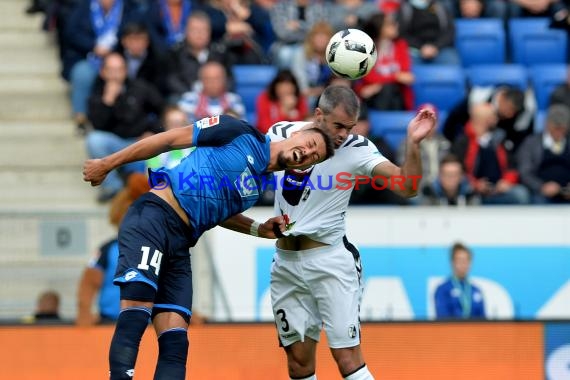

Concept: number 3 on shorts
[[137, 246, 163, 275], [276, 308, 290, 332]]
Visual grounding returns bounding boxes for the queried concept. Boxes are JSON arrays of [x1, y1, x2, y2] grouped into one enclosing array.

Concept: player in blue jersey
[[82, 114, 334, 380]]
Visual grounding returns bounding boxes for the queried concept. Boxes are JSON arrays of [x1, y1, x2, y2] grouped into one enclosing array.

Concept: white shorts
[[270, 238, 363, 349]]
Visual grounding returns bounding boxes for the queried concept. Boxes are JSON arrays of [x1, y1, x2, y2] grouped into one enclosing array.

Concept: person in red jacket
[[356, 12, 415, 111], [452, 103, 530, 204], [256, 69, 309, 133]]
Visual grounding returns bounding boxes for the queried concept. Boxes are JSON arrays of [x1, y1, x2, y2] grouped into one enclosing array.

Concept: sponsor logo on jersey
[[196, 115, 220, 129], [124, 271, 137, 281]]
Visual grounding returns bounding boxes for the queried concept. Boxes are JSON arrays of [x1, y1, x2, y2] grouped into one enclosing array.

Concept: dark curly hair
[[267, 70, 301, 102]]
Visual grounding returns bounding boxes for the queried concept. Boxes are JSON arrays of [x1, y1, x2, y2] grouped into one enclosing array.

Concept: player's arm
[[76, 266, 104, 326], [220, 214, 285, 239], [434, 284, 451, 319], [83, 126, 194, 186], [371, 108, 436, 198]]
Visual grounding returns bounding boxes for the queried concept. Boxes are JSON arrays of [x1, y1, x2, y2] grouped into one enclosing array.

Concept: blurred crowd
[[24, 0, 570, 205]]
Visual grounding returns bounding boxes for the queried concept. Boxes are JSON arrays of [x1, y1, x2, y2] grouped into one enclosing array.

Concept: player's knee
[[154, 328, 189, 380], [332, 346, 364, 376], [286, 345, 316, 377]]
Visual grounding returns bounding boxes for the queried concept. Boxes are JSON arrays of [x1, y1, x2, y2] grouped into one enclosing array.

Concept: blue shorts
[[114, 192, 196, 320]]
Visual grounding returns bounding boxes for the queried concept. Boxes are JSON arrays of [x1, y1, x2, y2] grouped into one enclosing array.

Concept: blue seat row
[[413, 63, 567, 112], [455, 18, 568, 67]]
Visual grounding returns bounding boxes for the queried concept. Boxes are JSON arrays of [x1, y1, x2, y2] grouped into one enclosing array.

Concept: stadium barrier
[[2, 321, 567, 380]]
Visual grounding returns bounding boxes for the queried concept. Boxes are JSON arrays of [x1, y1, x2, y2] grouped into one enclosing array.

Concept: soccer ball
[[325, 29, 377, 80]]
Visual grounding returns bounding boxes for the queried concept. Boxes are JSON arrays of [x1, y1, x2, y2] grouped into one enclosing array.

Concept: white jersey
[[267, 121, 388, 245]]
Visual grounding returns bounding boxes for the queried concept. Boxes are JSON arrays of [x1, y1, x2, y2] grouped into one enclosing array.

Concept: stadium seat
[[368, 110, 415, 150], [529, 64, 567, 110], [412, 65, 466, 112], [467, 64, 528, 89], [455, 18, 506, 67], [534, 110, 546, 133], [232, 65, 278, 113], [509, 18, 568, 65]]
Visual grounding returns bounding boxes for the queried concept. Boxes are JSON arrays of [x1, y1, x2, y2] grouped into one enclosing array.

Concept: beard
[[276, 151, 288, 170]]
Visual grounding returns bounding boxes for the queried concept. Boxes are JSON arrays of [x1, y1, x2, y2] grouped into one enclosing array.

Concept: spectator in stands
[[256, 69, 309, 134], [145, 0, 194, 55], [76, 173, 149, 326], [290, 21, 334, 109], [165, 11, 233, 101], [398, 104, 451, 192], [549, 65, 570, 108], [65, 0, 134, 134], [517, 104, 570, 204], [45, 0, 81, 79], [32, 290, 62, 322], [422, 154, 479, 206], [376, 0, 402, 14], [452, 103, 530, 204], [397, 0, 460, 65], [117, 22, 167, 96], [86, 53, 164, 203], [442, 0, 508, 19], [435, 242, 486, 319], [269, 0, 333, 69], [508, 0, 566, 18], [146, 106, 194, 170], [356, 12, 414, 111], [204, 0, 274, 64], [329, 0, 379, 30], [177, 61, 245, 123], [444, 85, 536, 155]]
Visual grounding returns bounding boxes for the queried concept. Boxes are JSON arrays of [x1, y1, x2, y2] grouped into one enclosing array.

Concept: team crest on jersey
[[348, 325, 357, 339], [235, 167, 260, 198], [196, 115, 220, 129], [280, 212, 296, 231]]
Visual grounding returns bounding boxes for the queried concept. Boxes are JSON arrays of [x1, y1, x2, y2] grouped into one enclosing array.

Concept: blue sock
[[153, 328, 188, 380], [109, 307, 151, 379]]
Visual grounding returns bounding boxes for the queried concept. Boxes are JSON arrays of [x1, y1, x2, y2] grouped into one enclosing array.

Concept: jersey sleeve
[[343, 135, 388, 176], [192, 114, 265, 147]]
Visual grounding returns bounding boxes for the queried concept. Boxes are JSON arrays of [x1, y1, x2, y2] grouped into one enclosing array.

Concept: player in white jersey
[[226, 86, 436, 380]]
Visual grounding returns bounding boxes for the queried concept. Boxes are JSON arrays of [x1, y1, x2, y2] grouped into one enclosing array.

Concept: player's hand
[[258, 216, 286, 239], [83, 158, 109, 186], [408, 108, 437, 144], [494, 179, 512, 194], [541, 181, 561, 197]]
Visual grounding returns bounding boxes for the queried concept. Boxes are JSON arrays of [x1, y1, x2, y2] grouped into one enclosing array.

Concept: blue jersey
[[91, 238, 120, 320], [149, 115, 271, 241], [434, 277, 486, 319]]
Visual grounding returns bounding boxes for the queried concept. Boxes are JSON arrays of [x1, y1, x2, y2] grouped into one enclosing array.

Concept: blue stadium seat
[[534, 110, 546, 133], [232, 65, 278, 113], [508, 18, 568, 65], [368, 111, 415, 150], [467, 64, 528, 89], [455, 18, 506, 67], [529, 64, 567, 110], [412, 65, 466, 111]]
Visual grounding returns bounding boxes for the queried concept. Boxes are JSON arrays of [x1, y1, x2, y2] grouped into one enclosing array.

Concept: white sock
[[290, 375, 316, 380], [344, 364, 374, 380]]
